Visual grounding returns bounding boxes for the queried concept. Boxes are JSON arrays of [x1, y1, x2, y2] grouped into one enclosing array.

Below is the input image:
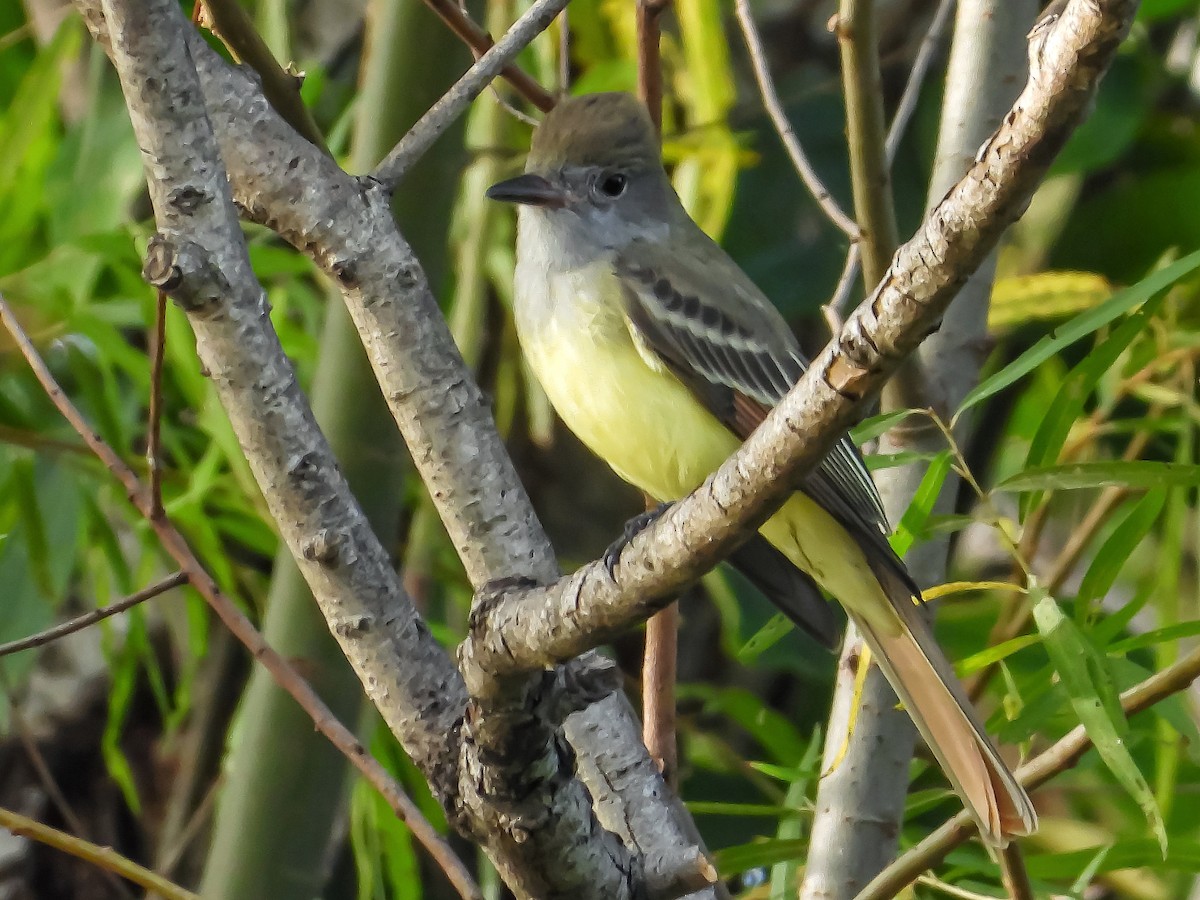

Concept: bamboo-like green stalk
[[197, 3, 469, 897]]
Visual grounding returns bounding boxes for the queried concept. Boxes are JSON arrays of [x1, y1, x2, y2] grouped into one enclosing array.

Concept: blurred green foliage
[[1, 1, 1200, 898]]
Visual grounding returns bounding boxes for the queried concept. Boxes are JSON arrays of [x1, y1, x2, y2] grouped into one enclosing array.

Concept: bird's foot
[[603, 502, 671, 579]]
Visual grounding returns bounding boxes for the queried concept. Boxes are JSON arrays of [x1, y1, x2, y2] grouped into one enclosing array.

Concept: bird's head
[[486, 92, 676, 251]]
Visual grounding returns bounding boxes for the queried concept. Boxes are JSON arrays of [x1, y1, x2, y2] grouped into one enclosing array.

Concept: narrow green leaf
[[1076, 489, 1165, 610], [956, 634, 1042, 675], [1032, 591, 1166, 854], [1092, 581, 1155, 646], [770, 733, 820, 900], [995, 461, 1200, 492], [714, 839, 807, 877], [1068, 845, 1113, 897], [679, 685, 807, 764], [851, 408, 923, 444], [1109, 657, 1200, 765], [1021, 300, 1160, 516], [956, 248, 1200, 417], [1025, 839, 1200, 879], [736, 613, 793, 665], [892, 451, 952, 556], [1109, 620, 1200, 655], [688, 801, 803, 818], [862, 450, 943, 471]]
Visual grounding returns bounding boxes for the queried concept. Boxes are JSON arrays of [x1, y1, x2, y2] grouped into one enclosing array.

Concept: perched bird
[[487, 91, 1036, 845]]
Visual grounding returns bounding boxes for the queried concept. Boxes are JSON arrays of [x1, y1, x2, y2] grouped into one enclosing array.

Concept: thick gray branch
[[94, 0, 463, 787], [462, 0, 1138, 677], [75, 2, 712, 897]]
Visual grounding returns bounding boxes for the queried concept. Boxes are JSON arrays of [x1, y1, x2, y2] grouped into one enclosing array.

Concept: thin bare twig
[[836, 0, 899, 289], [421, 0, 555, 112], [825, 244, 863, 320], [734, 0, 859, 239], [147, 290, 167, 518], [559, 6, 570, 94], [0, 296, 482, 900], [0, 571, 188, 659], [0, 672, 135, 899], [999, 843, 1035, 900], [158, 778, 220, 877], [886, 0, 957, 162], [635, 0, 679, 789], [827, 0, 956, 315], [641, 602, 680, 786], [373, 0, 569, 188], [0, 805, 198, 900], [637, 0, 668, 133]]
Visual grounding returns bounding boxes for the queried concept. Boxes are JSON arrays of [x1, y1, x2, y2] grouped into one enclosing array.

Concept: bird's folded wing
[[614, 238, 917, 598]]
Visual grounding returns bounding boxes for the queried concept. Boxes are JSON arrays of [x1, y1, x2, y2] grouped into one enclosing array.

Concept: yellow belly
[[517, 264, 893, 629]]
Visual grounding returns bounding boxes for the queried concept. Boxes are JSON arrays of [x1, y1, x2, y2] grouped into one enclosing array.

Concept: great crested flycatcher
[[487, 91, 1036, 845]]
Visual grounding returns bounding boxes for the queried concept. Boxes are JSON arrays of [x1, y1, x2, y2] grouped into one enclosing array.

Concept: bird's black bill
[[486, 174, 566, 208]]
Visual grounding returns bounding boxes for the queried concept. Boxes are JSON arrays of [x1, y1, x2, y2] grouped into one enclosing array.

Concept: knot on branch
[[824, 312, 888, 401], [302, 527, 344, 566], [142, 234, 229, 315], [166, 184, 213, 215], [534, 653, 621, 723]]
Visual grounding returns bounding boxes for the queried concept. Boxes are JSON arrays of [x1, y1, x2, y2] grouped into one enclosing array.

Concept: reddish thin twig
[[642, 603, 680, 787], [0, 296, 482, 900], [422, 0, 555, 112], [0, 571, 189, 659], [999, 842, 1034, 900], [147, 289, 167, 518], [636, 0, 668, 134], [634, 10, 678, 784]]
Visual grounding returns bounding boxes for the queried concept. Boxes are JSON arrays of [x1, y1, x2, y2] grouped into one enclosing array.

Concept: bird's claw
[[602, 502, 671, 579]]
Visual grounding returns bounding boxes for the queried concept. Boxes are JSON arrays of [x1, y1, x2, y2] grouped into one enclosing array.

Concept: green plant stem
[[0, 805, 199, 900]]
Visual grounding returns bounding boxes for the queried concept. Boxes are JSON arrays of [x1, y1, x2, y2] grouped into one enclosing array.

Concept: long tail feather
[[852, 567, 1037, 845]]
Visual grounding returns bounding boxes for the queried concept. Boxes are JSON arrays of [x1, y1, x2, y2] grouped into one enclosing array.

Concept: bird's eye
[[597, 172, 628, 198]]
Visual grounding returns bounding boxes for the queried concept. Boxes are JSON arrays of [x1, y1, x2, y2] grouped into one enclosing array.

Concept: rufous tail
[[852, 574, 1037, 845]]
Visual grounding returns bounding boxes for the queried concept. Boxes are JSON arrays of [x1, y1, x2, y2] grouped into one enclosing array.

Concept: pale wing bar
[[618, 258, 912, 594]]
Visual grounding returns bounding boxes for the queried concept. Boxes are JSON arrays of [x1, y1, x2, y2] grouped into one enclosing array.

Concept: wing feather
[[616, 240, 915, 597]]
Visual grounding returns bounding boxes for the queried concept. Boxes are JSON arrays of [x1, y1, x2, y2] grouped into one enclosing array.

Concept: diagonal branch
[[420, 0, 555, 111], [0, 294, 478, 900], [372, 0, 568, 188], [0, 571, 188, 658], [0, 805, 197, 900], [460, 0, 1138, 681], [735, 0, 859, 239]]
